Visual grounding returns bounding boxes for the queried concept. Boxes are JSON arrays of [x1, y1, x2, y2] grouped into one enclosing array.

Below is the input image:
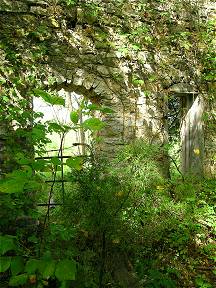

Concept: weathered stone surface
[[0, 0, 214, 177]]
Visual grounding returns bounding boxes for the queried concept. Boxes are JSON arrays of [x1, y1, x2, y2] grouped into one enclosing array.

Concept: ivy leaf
[[11, 257, 24, 276], [82, 117, 106, 131], [55, 259, 76, 281], [0, 236, 16, 255], [66, 157, 84, 170], [0, 256, 11, 272], [70, 111, 79, 124], [33, 89, 65, 106], [9, 273, 28, 286]]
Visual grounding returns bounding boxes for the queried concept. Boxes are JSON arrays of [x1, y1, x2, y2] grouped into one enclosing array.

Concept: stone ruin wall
[[0, 0, 215, 176]]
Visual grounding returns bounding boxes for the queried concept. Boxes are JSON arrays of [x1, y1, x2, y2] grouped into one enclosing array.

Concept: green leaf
[[66, 157, 84, 170], [87, 104, 100, 111], [11, 257, 24, 276], [55, 259, 76, 281], [51, 157, 62, 165], [32, 125, 46, 141], [9, 274, 28, 286], [0, 236, 16, 255], [87, 104, 114, 114], [32, 159, 47, 171], [0, 179, 25, 194], [25, 259, 40, 274], [41, 260, 56, 279], [70, 111, 79, 124], [33, 89, 65, 106], [24, 180, 41, 191], [82, 117, 105, 131], [100, 106, 114, 114], [48, 122, 65, 133], [15, 153, 31, 165], [0, 256, 11, 272]]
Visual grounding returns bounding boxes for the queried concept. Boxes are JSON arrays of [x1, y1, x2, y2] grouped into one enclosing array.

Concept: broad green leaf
[[0, 256, 11, 272], [70, 111, 79, 124], [41, 260, 56, 279], [33, 89, 65, 106], [55, 259, 76, 281], [87, 103, 100, 111], [50, 96, 65, 106], [0, 235, 16, 255], [32, 159, 47, 171], [51, 157, 62, 165], [9, 273, 28, 286], [82, 117, 105, 131], [11, 257, 24, 276], [87, 104, 114, 114], [25, 259, 40, 274], [66, 157, 84, 170], [0, 179, 25, 194], [33, 89, 52, 102], [48, 122, 65, 133], [15, 153, 31, 165], [100, 106, 114, 114]]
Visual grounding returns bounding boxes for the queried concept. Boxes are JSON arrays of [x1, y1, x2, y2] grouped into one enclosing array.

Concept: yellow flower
[[115, 191, 124, 197], [194, 148, 200, 155], [156, 186, 164, 190]]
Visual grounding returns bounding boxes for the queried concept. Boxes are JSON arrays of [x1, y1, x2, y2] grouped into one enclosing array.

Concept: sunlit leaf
[[51, 157, 62, 165], [33, 89, 65, 106], [70, 111, 79, 124], [0, 179, 25, 194], [66, 157, 84, 170], [48, 122, 65, 133], [82, 117, 106, 131]]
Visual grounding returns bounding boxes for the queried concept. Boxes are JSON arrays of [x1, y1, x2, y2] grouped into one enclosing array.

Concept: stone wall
[[0, 0, 215, 176]]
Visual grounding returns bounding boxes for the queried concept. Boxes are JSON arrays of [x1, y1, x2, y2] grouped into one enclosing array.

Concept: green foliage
[[33, 89, 65, 106], [10, 257, 24, 276], [0, 0, 215, 287], [0, 235, 16, 255], [0, 257, 11, 273], [70, 111, 79, 124], [8, 274, 28, 286], [82, 117, 106, 132], [66, 156, 84, 170], [55, 259, 76, 281]]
